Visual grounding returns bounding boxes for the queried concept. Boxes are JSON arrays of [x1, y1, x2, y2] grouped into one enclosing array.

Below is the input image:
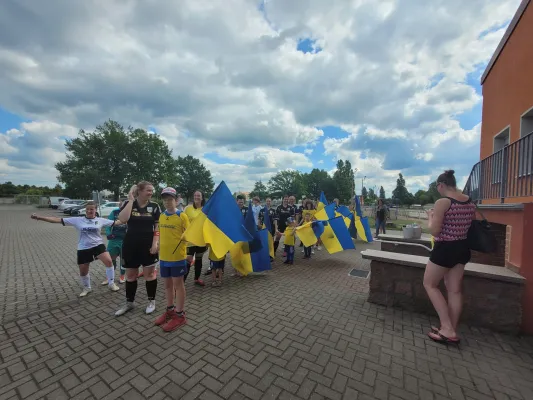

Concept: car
[[65, 203, 89, 215], [48, 197, 69, 209], [58, 199, 86, 211], [74, 202, 119, 218]]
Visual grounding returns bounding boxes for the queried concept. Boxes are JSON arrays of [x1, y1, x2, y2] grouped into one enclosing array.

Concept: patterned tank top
[[433, 197, 475, 242]]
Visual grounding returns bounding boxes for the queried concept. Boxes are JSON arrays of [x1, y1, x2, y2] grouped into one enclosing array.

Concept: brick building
[[465, 0, 533, 333]]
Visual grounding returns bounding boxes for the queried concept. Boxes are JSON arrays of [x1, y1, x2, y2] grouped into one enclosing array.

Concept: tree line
[[3, 120, 443, 206]]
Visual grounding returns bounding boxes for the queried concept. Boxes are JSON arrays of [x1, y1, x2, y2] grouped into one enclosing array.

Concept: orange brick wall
[[481, 3, 533, 161]]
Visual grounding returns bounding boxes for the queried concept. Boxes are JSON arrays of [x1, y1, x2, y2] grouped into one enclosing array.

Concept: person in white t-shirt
[[31, 201, 122, 297]]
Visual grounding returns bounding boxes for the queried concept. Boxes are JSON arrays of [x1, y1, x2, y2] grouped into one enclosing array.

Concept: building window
[[492, 127, 509, 184], [520, 108, 533, 177]]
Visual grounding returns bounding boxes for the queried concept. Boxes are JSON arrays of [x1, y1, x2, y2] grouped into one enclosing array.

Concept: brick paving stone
[[2, 206, 533, 400]]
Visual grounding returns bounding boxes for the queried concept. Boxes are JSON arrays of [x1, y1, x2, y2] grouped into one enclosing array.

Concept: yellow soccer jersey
[[159, 210, 190, 265], [284, 227, 296, 246]]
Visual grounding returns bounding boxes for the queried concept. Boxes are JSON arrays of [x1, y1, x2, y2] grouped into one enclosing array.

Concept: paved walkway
[[1, 206, 533, 400]]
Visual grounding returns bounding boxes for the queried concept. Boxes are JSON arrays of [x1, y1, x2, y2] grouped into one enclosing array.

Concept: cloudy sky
[[0, 0, 521, 195]]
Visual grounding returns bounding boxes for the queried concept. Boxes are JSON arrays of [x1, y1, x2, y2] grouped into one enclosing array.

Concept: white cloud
[[0, 0, 522, 193]]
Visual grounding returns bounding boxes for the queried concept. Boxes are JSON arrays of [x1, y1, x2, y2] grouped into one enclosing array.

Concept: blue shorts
[[210, 259, 225, 270], [160, 260, 187, 278]]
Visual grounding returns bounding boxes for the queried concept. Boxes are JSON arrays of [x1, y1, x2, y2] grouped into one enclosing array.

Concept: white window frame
[[492, 126, 510, 184], [519, 106, 533, 177]]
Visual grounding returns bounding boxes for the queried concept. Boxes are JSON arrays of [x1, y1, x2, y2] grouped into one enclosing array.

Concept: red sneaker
[[162, 313, 187, 332], [154, 310, 173, 326], [194, 279, 205, 287]]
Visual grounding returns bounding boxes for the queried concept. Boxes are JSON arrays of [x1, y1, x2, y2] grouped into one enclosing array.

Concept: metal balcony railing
[[464, 131, 533, 203]]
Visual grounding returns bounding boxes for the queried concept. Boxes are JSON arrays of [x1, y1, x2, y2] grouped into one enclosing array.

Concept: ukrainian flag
[[230, 201, 271, 276], [320, 216, 356, 254], [182, 181, 253, 259], [350, 195, 373, 243], [296, 220, 327, 247], [261, 206, 275, 258], [317, 191, 328, 210], [335, 205, 353, 228], [315, 202, 336, 221]]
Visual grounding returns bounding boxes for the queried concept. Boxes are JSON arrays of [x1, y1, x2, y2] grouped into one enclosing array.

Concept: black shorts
[[187, 246, 207, 256], [122, 235, 159, 268], [77, 244, 107, 265], [277, 223, 287, 234], [429, 239, 471, 268]]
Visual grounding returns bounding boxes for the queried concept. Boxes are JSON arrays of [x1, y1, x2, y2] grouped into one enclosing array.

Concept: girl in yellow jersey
[[184, 190, 207, 286], [154, 187, 190, 332]]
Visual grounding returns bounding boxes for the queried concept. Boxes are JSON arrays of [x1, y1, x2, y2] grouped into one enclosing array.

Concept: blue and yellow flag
[[230, 201, 271, 276], [182, 181, 253, 258], [320, 216, 356, 254], [317, 191, 328, 210], [296, 220, 327, 247], [261, 206, 275, 258], [350, 195, 373, 243], [315, 202, 336, 221], [335, 205, 353, 228]]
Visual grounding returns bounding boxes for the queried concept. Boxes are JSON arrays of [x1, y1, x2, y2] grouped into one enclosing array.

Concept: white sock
[[80, 274, 91, 289], [106, 267, 115, 285]]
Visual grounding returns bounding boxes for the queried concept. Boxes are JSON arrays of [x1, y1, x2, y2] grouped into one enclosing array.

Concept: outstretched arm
[[31, 214, 62, 224]]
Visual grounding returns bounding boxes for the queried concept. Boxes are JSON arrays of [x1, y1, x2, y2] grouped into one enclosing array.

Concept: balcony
[[465, 131, 533, 203]]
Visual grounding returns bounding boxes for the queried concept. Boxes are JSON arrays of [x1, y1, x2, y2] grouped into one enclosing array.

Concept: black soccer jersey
[[120, 200, 161, 236]]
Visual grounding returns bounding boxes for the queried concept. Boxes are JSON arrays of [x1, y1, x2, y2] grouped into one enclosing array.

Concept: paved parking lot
[[1, 205, 533, 400]]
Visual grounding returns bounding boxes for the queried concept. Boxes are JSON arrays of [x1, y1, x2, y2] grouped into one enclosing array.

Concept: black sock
[[125, 280, 137, 302], [274, 240, 280, 253], [194, 256, 203, 280], [146, 279, 157, 301], [167, 305, 175, 311], [112, 259, 117, 269]]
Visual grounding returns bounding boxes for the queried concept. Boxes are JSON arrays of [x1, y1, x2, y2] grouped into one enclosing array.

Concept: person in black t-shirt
[[259, 198, 276, 236], [236, 194, 248, 219], [288, 195, 300, 224], [274, 195, 295, 255], [115, 181, 161, 317]]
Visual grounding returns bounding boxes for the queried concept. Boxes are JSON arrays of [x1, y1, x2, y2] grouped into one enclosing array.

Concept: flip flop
[[428, 331, 460, 345], [431, 326, 440, 333]]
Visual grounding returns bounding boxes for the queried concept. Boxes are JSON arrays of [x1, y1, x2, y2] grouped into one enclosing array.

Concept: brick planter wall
[[368, 260, 524, 334], [381, 242, 430, 257]]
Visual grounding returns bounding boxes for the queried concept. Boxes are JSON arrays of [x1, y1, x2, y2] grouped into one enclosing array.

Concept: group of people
[[31, 170, 476, 344], [30, 183, 329, 332]]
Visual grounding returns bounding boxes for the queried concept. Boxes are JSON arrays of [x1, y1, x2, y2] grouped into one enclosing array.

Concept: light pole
[[361, 176, 366, 193]]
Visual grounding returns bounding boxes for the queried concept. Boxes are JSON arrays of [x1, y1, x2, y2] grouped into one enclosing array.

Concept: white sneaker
[[146, 300, 156, 314], [79, 287, 92, 297], [108, 283, 120, 292], [119, 276, 126, 284], [301, 249, 304, 253], [115, 302, 135, 316], [317, 246, 322, 251], [101, 279, 108, 286], [312, 249, 315, 254]]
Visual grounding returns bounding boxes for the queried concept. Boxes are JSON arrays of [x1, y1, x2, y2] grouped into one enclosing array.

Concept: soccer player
[[103, 199, 127, 284], [31, 201, 121, 297], [115, 182, 161, 317], [184, 190, 207, 285], [154, 187, 189, 332], [274, 195, 295, 255]]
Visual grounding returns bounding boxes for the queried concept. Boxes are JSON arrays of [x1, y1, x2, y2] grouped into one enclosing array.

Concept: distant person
[[375, 199, 388, 237], [274, 195, 295, 256], [251, 196, 262, 228], [424, 170, 475, 345], [105, 199, 127, 284], [184, 190, 207, 285], [288, 195, 300, 223], [115, 181, 161, 317], [31, 201, 121, 297], [282, 217, 297, 265]]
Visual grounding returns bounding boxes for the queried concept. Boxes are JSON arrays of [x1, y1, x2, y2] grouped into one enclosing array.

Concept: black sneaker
[[204, 269, 212, 276]]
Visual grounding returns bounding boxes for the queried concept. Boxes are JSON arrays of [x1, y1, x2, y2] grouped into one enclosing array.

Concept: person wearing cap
[[283, 217, 297, 265], [153, 187, 190, 332]]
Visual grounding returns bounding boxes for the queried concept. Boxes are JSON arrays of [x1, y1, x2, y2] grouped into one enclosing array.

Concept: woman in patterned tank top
[[424, 170, 475, 345]]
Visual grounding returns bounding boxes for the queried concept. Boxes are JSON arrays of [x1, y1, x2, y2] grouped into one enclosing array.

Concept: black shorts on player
[[77, 244, 107, 265], [187, 246, 208, 256], [122, 235, 159, 268]]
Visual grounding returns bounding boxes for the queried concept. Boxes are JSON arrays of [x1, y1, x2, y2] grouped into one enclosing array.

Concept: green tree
[[302, 168, 337, 200], [56, 120, 176, 200], [361, 186, 368, 203], [170, 155, 214, 203], [0, 181, 21, 197], [414, 189, 431, 205], [268, 170, 305, 199], [250, 180, 268, 200], [427, 181, 441, 203], [392, 173, 415, 205], [379, 186, 386, 199], [367, 188, 377, 203], [333, 160, 355, 203]]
